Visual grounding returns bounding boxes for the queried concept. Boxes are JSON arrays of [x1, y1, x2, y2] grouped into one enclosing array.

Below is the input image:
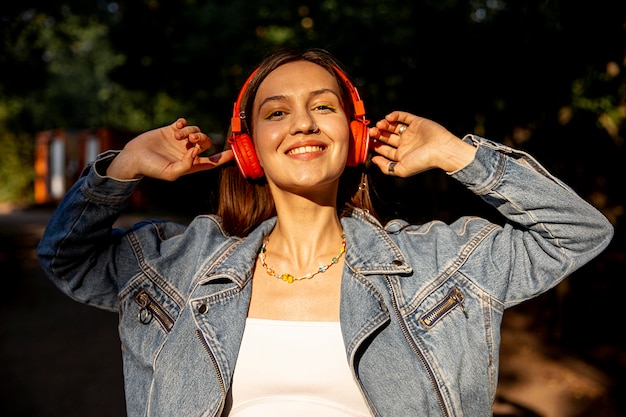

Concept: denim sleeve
[[36, 151, 142, 312], [451, 135, 614, 305]]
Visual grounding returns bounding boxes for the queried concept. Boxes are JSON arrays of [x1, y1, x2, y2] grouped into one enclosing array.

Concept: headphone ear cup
[[229, 133, 264, 179], [347, 120, 370, 167]]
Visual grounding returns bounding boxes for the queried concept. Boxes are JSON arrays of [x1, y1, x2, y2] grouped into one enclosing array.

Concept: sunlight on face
[[251, 61, 351, 189]]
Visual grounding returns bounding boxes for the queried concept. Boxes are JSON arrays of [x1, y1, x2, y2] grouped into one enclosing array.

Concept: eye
[[264, 109, 288, 120], [313, 104, 338, 113]]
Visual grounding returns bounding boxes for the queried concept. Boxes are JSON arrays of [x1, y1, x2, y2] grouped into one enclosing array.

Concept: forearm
[[453, 136, 614, 268], [438, 133, 478, 173], [36, 151, 140, 310]]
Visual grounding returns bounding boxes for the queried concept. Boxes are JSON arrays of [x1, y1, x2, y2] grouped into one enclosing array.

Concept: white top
[[226, 318, 372, 417]]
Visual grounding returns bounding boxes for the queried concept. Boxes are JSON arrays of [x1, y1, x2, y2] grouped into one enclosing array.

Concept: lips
[[287, 145, 325, 156]]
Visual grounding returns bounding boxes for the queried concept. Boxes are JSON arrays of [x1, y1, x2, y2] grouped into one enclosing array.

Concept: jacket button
[[198, 303, 208, 314], [392, 259, 403, 266]]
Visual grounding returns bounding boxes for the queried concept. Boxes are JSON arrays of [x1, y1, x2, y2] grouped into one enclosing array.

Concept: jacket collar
[[341, 209, 413, 276], [203, 208, 412, 286]]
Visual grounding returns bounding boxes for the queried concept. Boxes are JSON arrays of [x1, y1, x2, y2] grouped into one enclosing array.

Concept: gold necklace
[[258, 234, 346, 283]]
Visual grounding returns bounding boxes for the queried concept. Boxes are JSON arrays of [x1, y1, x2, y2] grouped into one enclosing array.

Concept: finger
[[173, 118, 188, 130], [170, 145, 201, 175], [370, 155, 401, 177], [371, 131, 402, 152], [374, 118, 393, 133], [387, 161, 397, 176], [384, 111, 415, 125], [188, 132, 213, 149], [396, 123, 408, 136], [370, 140, 398, 161], [186, 149, 236, 174], [176, 125, 202, 141], [370, 125, 392, 141], [209, 149, 235, 165], [374, 119, 408, 139]]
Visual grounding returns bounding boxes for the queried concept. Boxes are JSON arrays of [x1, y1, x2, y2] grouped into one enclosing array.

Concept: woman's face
[[251, 60, 351, 192]]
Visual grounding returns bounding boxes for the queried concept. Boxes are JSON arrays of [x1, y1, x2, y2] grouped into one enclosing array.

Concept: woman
[[37, 49, 613, 416]]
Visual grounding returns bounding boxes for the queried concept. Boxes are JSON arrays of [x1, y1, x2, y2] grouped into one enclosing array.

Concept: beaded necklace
[[258, 234, 346, 283]]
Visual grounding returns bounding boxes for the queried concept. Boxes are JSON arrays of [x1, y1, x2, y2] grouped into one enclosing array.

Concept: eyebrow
[[257, 88, 341, 110]]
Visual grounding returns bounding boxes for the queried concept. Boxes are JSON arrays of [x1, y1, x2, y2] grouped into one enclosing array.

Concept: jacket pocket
[[134, 288, 175, 333], [419, 286, 468, 330]]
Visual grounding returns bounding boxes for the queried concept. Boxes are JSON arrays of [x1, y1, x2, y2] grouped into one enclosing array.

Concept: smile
[[287, 145, 324, 156]]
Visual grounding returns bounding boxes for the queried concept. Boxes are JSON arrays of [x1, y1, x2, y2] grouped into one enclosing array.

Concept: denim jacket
[[37, 136, 613, 417]]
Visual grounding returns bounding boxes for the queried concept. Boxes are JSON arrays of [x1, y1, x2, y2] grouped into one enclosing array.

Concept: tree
[[0, 0, 623, 222]]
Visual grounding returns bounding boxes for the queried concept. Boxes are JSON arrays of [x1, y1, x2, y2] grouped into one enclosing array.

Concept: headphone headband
[[231, 67, 259, 135], [331, 65, 367, 121]]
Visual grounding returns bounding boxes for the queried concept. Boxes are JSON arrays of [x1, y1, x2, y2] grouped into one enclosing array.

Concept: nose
[[290, 111, 320, 135]]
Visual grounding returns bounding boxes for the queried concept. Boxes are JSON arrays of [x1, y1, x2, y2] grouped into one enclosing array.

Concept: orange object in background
[[33, 128, 132, 205]]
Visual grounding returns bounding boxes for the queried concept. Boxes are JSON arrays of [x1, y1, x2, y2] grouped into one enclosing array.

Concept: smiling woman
[[251, 62, 355, 206], [37, 48, 613, 417], [253, 62, 351, 179], [220, 50, 373, 237]]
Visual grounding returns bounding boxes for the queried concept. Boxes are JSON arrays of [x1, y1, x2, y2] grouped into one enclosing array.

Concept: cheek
[[252, 125, 282, 166], [333, 120, 352, 150]]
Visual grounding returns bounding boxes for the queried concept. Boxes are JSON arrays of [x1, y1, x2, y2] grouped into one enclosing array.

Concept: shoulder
[[384, 215, 498, 243], [384, 216, 502, 280], [125, 214, 234, 257], [342, 209, 499, 248]]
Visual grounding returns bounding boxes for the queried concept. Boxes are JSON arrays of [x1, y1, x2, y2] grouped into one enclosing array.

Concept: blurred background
[[1, 0, 624, 416]]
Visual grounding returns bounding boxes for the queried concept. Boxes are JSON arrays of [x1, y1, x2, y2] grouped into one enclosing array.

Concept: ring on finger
[[388, 161, 397, 176], [398, 124, 408, 136]]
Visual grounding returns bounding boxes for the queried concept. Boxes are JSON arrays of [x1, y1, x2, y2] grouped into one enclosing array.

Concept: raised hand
[[369, 111, 476, 177], [106, 118, 234, 181]]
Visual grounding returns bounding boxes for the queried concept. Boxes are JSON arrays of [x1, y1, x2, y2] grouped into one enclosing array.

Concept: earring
[[358, 173, 367, 191]]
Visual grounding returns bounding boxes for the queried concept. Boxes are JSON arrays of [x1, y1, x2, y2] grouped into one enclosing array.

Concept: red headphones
[[228, 65, 370, 179]]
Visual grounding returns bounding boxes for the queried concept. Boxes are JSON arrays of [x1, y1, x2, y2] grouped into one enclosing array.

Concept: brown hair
[[217, 49, 379, 237]]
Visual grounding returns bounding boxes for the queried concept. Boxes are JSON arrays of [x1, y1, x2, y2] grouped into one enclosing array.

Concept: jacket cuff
[[80, 150, 141, 205], [450, 135, 505, 195]]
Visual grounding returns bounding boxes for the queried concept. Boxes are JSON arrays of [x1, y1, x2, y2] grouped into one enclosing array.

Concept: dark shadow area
[[0, 206, 126, 417]]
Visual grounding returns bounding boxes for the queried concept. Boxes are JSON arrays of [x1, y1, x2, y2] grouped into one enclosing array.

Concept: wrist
[[106, 150, 143, 180], [439, 136, 477, 173]]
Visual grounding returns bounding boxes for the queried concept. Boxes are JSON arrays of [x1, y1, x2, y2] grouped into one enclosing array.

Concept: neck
[[272, 210, 343, 251], [263, 205, 343, 272], [271, 182, 342, 237], [263, 177, 345, 268]]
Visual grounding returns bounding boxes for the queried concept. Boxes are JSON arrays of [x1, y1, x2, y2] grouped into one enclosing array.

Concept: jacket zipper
[[195, 329, 227, 417], [420, 286, 468, 330], [134, 289, 174, 332], [385, 276, 450, 417]]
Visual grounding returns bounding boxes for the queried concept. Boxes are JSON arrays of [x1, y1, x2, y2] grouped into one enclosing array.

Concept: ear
[[228, 133, 264, 179], [346, 119, 370, 167]]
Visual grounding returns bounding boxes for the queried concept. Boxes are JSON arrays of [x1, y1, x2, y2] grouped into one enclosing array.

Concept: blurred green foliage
[[0, 0, 624, 230], [0, 123, 33, 202]]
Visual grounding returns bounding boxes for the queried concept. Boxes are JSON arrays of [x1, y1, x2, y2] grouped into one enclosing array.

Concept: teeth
[[288, 145, 323, 155]]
